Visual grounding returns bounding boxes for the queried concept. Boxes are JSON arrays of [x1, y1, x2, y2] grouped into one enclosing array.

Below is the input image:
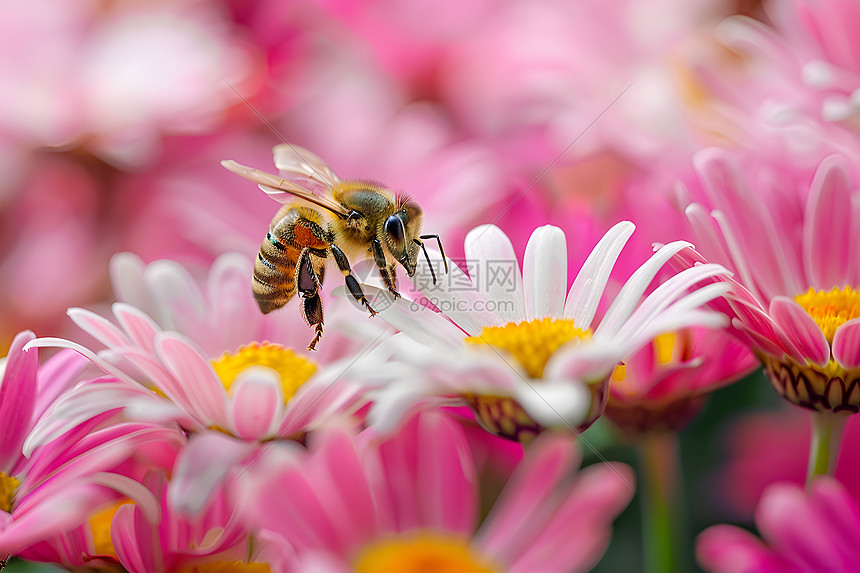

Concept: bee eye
[[384, 214, 405, 243]]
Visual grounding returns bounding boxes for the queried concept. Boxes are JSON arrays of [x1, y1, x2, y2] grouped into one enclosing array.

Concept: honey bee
[[222, 144, 447, 351]]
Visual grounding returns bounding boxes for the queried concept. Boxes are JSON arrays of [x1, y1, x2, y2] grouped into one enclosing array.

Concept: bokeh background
[[4, 0, 860, 571]]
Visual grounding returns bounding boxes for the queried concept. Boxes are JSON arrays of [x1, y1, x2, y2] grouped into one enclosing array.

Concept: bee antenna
[[419, 235, 449, 275], [415, 239, 438, 285]]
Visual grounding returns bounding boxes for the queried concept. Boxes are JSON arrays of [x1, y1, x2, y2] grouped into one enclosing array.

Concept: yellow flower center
[[178, 563, 271, 573], [89, 500, 132, 557], [612, 332, 680, 383], [0, 472, 19, 513], [794, 286, 860, 343], [211, 343, 317, 403], [353, 533, 499, 573], [465, 318, 591, 378]]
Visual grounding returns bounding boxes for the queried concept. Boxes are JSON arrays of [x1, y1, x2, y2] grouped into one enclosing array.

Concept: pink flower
[[237, 409, 635, 573], [711, 0, 860, 133], [606, 325, 757, 434], [698, 476, 860, 573], [0, 331, 174, 560], [25, 253, 388, 514], [110, 471, 256, 573], [675, 147, 860, 413]]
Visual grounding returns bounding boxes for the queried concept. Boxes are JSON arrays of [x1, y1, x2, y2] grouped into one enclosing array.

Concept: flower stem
[[806, 411, 848, 482], [638, 431, 685, 573]]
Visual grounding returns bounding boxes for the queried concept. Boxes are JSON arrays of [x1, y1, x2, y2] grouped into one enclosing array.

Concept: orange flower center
[[465, 318, 591, 378], [353, 533, 499, 573]]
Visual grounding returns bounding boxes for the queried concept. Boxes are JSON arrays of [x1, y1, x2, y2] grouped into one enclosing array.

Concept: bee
[[0, 555, 9, 571], [222, 144, 447, 351]]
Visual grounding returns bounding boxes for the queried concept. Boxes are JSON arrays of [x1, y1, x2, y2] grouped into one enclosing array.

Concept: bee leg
[[302, 293, 325, 351], [296, 248, 325, 350], [330, 244, 378, 316], [371, 238, 400, 298]]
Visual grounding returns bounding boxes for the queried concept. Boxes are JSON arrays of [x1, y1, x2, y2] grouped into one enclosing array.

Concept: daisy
[[606, 325, 757, 435], [0, 331, 172, 562], [25, 253, 388, 514], [236, 409, 635, 573], [673, 148, 860, 471], [355, 221, 730, 441], [107, 471, 262, 573]]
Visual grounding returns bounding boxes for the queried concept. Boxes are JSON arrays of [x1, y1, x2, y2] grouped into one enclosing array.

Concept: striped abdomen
[[253, 205, 331, 313]]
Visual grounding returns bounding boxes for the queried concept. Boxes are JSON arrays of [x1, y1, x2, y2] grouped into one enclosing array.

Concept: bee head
[[383, 197, 423, 276]]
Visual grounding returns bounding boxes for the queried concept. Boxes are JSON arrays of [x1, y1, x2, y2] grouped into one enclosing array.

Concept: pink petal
[[169, 432, 256, 515], [0, 331, 37, 469], [510, 462, 635, 573], [769, 297, 830, 366], [112, 303, 161, 355], [67, 307, 131, 349], [414, 410, 477, 535], [34, 349, 90, 417], [833, 318, 860, 369], [310, 426, 378, 553], [0, 484, 109, 556], [112, 504, 157, 573], [694, 148, 802, 300], [806, 478, 860, 568], [156, 333, 228, 427], [804, 155, 854, 290], [242, 448, 342, 552], [756, 482, 844, 572], [230, 368, 283, 439], [685, 202, 734, 268], [477, 433, 578, 562], [696, 524, 799, 573]]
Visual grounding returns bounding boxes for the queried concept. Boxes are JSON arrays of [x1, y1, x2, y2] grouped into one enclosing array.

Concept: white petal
[[144, 259, 207, 333], [514, 380, 591, 430], [616, 264, 729, 338], [333, 285, 464, 352], [465, 225, 526, 324], [406, 247, 499, 335], [595, 240, 692, 338], [110, 252, 158, 318], [564, 221, 635, 328], [524, 226, 567, 321]]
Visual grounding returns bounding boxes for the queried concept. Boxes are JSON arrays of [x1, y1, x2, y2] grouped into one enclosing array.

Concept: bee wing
[[221, 159, 348, 218], [272, 144, 340, 191]]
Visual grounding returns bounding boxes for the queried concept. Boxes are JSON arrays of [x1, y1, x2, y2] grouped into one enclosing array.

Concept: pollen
[[353, 533, 498, 573], [0, 471, 19, 513], [794, 286, 860, 343], [211, 342, 317, 403], [465, 318, 591, 378], [89, 499, 131, 557]]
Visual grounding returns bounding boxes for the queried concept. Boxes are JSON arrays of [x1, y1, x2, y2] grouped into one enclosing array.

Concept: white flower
[[355, 222, 729, 441]]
